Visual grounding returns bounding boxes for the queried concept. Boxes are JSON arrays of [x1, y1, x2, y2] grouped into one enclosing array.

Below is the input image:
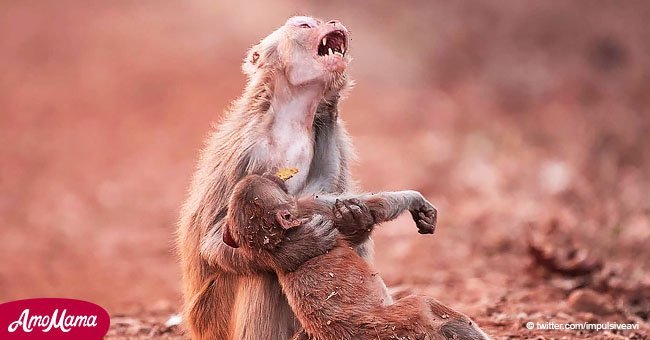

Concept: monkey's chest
[[262, 130, 314, 194]]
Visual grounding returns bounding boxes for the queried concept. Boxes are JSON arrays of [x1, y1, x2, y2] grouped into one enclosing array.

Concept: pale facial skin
[[243, 16, 351, 88]]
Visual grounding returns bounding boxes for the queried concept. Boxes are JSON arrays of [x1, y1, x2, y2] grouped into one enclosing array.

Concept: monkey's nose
[[327, 20, 348, 34]]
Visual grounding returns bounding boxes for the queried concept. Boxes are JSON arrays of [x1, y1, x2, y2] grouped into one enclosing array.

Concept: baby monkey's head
[[224, 175, 302, 249], [242, 16, 350, 90]]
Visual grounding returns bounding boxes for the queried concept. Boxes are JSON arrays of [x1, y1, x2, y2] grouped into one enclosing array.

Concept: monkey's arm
[[365, 190, 437, 231], [316, 190, 437, 245]]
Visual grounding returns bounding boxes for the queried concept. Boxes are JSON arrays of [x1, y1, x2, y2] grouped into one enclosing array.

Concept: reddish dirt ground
[[1, 1, 649, 339]]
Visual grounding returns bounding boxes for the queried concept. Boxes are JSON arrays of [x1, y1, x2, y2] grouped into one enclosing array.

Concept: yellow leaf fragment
[[276, 167, 299, 181]]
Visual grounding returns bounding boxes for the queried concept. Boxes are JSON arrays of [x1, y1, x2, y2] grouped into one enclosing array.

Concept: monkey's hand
[[333, 198, 376, 244], [408, 194, 437, 234]]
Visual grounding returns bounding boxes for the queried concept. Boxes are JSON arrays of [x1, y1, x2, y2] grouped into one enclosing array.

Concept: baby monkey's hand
[[409, 195, 437, 234], [333, 198, 375, 240], [327, 190, 437, 244]]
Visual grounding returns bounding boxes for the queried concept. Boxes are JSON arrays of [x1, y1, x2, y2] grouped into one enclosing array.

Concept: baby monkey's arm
[[225, 174, 436, 273], [268, 190, 436, 272], [313, 190, 437, 245]]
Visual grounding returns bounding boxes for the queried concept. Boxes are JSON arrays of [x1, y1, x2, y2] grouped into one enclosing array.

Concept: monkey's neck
[[258, 76, 325, 193], [269, 76, 325, 131]]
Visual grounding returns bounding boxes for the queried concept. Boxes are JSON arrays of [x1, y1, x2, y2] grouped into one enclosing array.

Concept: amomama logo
[[0, 298, 109, 339]]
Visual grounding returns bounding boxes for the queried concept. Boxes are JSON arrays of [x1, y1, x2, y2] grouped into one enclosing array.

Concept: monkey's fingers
[[334, 199, 347, 220], [343, 199, 363, 222], [418, 210, 437, 227], [416, 220, 436, 234], [352, 198, 375, 223], [344, 198, 375, 227], [347, 198, 369, 213], [410, 208, 436, 234]]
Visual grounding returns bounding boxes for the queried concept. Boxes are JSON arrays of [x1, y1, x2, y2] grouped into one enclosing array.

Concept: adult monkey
[[178, 16, 388, 339]]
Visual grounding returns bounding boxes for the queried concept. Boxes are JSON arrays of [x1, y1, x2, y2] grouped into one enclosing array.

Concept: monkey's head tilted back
[[242, 16, 351, 93], [224, 175, 302, 250]]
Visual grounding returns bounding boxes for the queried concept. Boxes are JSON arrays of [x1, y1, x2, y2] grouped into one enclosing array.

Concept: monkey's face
[[243, 16, 350, 89]]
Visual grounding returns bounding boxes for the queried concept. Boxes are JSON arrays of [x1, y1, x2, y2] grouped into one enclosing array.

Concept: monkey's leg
[[353, 238, 395, 306], [230, 274, 299, 340], [365, 295, 490, 340], [388, 284, 417, 300], [360, 295, 435, 339], [422, 297, 490, 340], [185, 272, 237, 340]]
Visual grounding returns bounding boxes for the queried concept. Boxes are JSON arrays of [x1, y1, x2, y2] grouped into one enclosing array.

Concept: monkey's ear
[[275, 210, 301, 229], [222, 224, 239, 248]]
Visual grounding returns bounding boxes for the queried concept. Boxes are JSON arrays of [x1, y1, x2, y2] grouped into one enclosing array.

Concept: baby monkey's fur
[[224, 175, 489, 340]]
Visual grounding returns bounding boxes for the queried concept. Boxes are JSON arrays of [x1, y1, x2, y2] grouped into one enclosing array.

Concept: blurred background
[[1, 0, 649, 337]]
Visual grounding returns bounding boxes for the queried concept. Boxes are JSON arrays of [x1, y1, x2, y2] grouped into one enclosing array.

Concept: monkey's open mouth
[[318, 30, 347, 57]]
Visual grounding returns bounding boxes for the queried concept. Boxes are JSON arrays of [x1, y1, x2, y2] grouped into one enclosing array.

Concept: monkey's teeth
[[328, 48, 333, 55], [322, 37, 327, 46], [334, 51, 343, 57], [341, 46, 345, 54]]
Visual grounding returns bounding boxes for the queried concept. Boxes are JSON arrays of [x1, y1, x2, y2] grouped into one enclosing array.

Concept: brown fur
[[177, 16, 386, 340], [225, 175, 489, 340]]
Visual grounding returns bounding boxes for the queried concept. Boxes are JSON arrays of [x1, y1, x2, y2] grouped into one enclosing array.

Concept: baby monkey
[[223, 175, 488, 340]]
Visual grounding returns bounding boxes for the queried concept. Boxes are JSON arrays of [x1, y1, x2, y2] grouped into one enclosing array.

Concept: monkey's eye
[[298, 23, 311, 28]]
